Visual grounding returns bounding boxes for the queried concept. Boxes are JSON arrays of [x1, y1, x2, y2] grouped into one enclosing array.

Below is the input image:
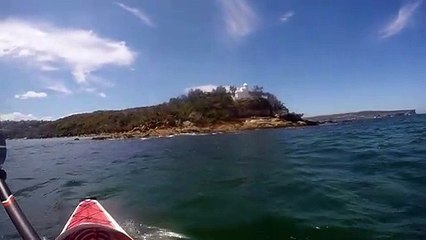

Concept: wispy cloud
[[76, 74, 114, 96], [115, 2, 154, 27], [46, 82, 72, 95], [280, 11, 294, 23], [218, 0, 258, 40], [14, 91, 47, 100], [0, 19, 135, 86], [0, 112, 52, 121], [380, 0, 423, 39]]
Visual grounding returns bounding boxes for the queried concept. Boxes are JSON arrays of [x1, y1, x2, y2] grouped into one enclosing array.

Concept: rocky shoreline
[[90, 117, 318, 140]]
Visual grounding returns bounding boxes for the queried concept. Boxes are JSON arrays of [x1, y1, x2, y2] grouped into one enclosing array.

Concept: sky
[[0, 0, 425, 120]]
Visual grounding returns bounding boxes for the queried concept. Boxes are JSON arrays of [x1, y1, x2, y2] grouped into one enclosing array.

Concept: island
[[0, 84, 317, 139]]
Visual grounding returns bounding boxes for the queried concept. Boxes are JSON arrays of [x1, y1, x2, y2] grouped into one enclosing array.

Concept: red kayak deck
[[56, 199, 133, 240]]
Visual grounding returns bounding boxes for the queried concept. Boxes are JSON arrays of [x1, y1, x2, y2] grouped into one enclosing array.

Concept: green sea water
[[1, 115, 425, 239]]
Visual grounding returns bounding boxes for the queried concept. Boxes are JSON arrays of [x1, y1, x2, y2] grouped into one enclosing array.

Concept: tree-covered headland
[[1, 85, 314, 139]]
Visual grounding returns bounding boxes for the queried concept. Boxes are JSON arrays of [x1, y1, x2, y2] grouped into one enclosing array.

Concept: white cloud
[[115, 2, 154, 27], [280, 11, 294, 22], [380, 0, 423, 39], [98, 92, 107, 98], [218, 0, 258, 40], [0, 19, 135, 84], [14, 91, 47, 100], [185, 84, 230, 93], [18, 49, 34, 57], [40, 64, 59, 71], [0, 112, 52, 121], [46, 82, 72, 95]]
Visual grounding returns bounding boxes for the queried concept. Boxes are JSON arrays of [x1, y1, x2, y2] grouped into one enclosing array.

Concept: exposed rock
[[182, 121, 194, 127], [92, 136, 109, 140], [242, 118, 292, 129], [281, 113, 304, 122], [297, 121, 307, 126], [89, 117, 318, 140]]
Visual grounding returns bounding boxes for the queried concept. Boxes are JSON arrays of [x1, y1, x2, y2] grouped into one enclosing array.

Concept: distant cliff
[[307, 110, 416, 123]]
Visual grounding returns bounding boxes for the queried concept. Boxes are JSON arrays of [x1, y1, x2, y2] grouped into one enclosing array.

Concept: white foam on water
[[178, 133, 209, 136], [121, 220, 188, 240]]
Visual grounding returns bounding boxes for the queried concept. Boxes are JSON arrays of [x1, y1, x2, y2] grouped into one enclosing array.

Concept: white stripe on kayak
[[0, 146, 6, 149], [93, 200, 133, 239]]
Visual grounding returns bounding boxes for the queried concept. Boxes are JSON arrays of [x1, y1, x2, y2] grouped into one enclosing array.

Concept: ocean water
[[0, 115, 425, 240]]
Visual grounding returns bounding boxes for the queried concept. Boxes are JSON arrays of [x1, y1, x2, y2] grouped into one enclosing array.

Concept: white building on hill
[[234, 83, 252, 100]]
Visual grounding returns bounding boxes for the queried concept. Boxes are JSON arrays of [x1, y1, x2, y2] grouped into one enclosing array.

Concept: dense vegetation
[[1, 86, 293, 138]]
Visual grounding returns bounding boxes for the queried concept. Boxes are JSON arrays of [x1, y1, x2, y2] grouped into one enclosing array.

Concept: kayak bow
[[56, 198, 133, 240]]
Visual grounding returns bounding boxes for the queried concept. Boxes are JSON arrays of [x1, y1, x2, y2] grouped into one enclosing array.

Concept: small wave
[[61, 179, 86, 188], [210, 132, 222, 135], [121, 220, 188, 240], [14, 179, 56, 198], [12, 177, 35, 181]]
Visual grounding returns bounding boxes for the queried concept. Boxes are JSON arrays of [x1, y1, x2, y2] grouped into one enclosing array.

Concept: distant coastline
[[306, 109, 416, 123]]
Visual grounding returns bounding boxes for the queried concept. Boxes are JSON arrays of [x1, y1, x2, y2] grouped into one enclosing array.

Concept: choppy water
[[1, 115, 425, 240]]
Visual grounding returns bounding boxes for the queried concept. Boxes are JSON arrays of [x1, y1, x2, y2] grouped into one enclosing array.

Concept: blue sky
[[0, 0, 425, 120]]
